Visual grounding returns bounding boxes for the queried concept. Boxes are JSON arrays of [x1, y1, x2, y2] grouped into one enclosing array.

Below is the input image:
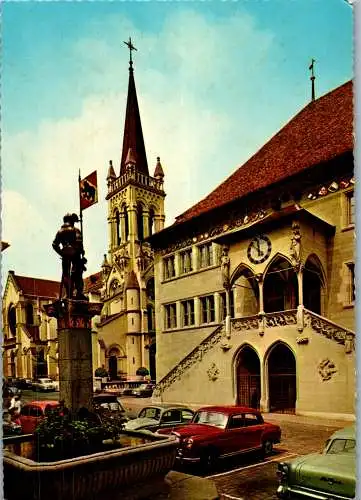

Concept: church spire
[[120, 38, 149, 176]]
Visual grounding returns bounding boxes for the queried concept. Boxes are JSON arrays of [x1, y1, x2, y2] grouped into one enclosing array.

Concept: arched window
[[137, 204, 144, 241], [122, 205, 129, 241], [148, 209, 155, 237], [303, 255, 325, 315], [26, 303, 34, 325], [146, 278, 155, 301], [8, 305, 16, 336], [147, 304, 155, 332], [115, 210, 121, 245], [264, 256, 298, 313]]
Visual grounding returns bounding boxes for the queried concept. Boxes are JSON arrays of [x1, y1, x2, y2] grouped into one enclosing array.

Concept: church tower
[[98, 39, 165, 380]]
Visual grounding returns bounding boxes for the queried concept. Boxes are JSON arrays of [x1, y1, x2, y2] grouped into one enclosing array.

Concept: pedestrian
[[251, 388, 260, 410], [9, 395, 22, 420], [9, 394, 16, 411]]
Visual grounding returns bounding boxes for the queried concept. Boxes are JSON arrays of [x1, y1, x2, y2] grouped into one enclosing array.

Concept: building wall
[[153, 171, 355, 416]]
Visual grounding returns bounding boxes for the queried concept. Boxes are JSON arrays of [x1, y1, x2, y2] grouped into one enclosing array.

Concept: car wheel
[[262, 439, 273, 457], [200, 448, 218, 472]]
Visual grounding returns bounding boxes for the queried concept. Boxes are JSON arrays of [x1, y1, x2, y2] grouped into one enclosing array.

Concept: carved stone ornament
[[290, 221, 302, 265], [220, 340, 232, 351], [207, 362, 220, 381], [318, 358, 337, 381], [114, 246, 130, 271], [296, 336, 309, 344], [265, 311, 297, 328], [232, 316, 259, 332], [43, 299, 103, 330], [159, 207, 270, 255], [304, 310, 354, 348], [345, 333, 355, 354]]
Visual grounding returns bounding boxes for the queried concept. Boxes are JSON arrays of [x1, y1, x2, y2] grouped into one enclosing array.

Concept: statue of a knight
[[52, 213, 88, 300]]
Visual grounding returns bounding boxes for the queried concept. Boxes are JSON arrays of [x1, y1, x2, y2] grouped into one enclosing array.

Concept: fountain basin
[[4, 431, 178, 500]]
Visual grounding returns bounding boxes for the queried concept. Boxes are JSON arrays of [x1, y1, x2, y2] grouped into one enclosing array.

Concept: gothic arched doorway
[[108, 355, 118, 380], [268, 343, 296, 413], [236, 345, 261, 407]]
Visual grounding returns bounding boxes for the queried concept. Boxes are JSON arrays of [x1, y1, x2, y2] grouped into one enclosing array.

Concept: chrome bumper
[[277, 484, 352, 500]]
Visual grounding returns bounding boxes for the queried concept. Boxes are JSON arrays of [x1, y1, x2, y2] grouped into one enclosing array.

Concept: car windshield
[[138, 407, 161, 420], [192, 411, 228, 429], [326, 438, 356, 454]]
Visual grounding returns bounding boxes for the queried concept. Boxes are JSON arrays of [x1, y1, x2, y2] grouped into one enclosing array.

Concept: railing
[[108, 168, 164, 195], [304, 309, 355, 347], [153, 324, 224, 398], [153, 309, 355, 397]]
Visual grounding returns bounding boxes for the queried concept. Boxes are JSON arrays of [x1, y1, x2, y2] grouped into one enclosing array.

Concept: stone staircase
[[153, 309, 355, 398]]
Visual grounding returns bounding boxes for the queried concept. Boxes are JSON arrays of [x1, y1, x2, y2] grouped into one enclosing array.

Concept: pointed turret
[[125, 148, 137, 169], [120, 53, 149, 176], [125, 270, 140, 290], [107, 160, 116, 181], [154, 156, 164, 179]]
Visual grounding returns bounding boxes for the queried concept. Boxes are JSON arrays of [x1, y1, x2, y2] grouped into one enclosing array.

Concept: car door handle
[[320, 477, 342, 485]]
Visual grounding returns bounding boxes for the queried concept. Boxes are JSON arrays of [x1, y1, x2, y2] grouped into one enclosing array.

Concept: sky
[[1, 0, 354, 283]]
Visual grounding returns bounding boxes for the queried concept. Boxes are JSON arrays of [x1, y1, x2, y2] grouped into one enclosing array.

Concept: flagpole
[[78, 169, 84, 240]]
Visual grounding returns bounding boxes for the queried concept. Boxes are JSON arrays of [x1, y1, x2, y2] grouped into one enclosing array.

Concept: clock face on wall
[[247, 235, 272, 264]]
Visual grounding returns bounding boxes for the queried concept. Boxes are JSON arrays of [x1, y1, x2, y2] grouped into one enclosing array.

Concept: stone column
[[296, 264, 304, 332], [44, 299, 102, 414], [255, 274, 265, 335], [142, 209, 150, 239]]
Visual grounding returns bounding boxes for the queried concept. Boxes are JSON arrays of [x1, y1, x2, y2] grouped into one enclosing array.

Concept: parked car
[[3, 380, 22, 399], [92, 393, 129, 424], [124, 404, 195, 433], [277, 425, 355, 499], [158, 405, 281, 470], [32, 378, 57, 392], [18, 400, 60, 434], [3, 410, 22, 436], [14, 378, 33, 390], [132, 383, 155, 398]]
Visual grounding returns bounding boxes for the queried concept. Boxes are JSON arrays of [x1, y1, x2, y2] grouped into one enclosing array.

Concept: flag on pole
[[79, 171, 98, 210]]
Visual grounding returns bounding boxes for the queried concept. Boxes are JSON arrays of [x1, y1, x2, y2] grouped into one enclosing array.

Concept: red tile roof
[[12, 274, 60, 299], [84, 271, 103, 293], [176, 81, 353, 224]]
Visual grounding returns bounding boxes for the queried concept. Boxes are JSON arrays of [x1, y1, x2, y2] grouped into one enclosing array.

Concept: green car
[[277, 425, 355, 500]]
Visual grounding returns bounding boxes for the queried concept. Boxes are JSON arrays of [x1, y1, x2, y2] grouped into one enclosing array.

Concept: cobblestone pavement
[[204, 419, 344, 500]]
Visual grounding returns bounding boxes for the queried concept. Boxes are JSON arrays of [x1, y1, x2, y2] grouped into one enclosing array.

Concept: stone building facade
[[2, 272, 60, 380], [95, 54, 165, 380], [149, 81, 355, 419], [2, 271, 103, 380]]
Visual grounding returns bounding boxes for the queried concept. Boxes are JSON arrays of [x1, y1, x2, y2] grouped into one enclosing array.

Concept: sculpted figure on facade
[[115, 246, 130, 271], [290, 221, 302, 266], [52, 213, 87, 300], [221, 245, 231, 289]]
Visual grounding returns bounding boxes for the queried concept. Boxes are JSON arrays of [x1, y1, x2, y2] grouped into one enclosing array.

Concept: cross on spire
[[309, 58, 316, 102], [124, 37, 137, 67]]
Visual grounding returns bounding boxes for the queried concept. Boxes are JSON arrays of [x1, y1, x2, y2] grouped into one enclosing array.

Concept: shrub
[[136, 367, 149, 377], [95, 367, 108, 378]]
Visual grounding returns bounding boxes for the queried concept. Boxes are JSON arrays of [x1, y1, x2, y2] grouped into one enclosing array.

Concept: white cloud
[[2, 8, 277, 279]]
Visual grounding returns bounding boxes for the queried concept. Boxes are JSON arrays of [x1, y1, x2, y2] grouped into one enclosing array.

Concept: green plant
[[35, 408, 124, 459], [136, 366, 149, 376], [95, 367, 108, 378]]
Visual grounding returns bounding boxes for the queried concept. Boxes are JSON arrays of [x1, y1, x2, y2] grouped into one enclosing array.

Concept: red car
[[159, 405, 281, 469], [18, 400, 60, 434]]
